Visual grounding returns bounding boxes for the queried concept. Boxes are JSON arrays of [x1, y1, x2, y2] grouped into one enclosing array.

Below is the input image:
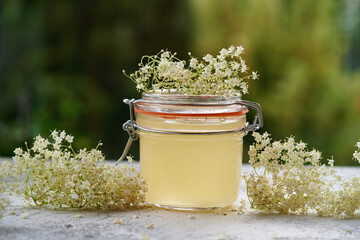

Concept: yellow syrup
[[137, 114, 245, 209]]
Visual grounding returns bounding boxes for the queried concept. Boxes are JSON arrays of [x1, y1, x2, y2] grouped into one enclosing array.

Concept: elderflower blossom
[[353, 141, 360, 164], [140, 234, 150, 240], [21, 212, 29, 219], [145, 223, 154, 229], [126, 155, 135, 163], [113, 217, 124, 225], [245, 132, 360, 217], [123, 46, 258, 98], [9, 130, 147, 210], [8, 209, 16, 215], [0, 160, 11, 219], [215, 233, 228, 240]]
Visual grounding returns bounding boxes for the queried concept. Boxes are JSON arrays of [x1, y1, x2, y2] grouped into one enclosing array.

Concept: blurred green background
[[1, 0, 360, 165]]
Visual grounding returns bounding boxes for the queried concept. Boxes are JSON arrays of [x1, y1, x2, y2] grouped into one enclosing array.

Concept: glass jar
[[118, 92, 262, 210]]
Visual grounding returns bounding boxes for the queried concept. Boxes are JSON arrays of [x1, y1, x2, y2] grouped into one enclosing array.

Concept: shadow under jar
[[119, 92, 263, 210]]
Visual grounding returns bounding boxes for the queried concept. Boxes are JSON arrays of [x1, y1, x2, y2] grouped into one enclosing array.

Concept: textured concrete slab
[[1, 163, 360, 240]]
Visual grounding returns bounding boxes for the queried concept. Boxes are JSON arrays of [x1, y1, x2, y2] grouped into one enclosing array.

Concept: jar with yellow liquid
[[117, 92, 263, 210]]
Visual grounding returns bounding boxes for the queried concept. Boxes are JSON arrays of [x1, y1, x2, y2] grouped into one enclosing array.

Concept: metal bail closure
[[116, 98, 263, 165], [236, 99, 263, 134], [116, 99, 138, 165]]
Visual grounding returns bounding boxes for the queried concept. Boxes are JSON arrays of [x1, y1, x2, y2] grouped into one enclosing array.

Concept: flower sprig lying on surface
[[9, 130, 146, 210], [0, 161, 11, 218], [123, 45, 258, 98], [353, 141, 360, 163], [245, 132, 360, 217]]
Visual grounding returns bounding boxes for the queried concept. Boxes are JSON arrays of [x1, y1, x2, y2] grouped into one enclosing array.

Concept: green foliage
[[0, 1, 193, 158], [1, 0, 360, 164], [189, 0, 360, 165]]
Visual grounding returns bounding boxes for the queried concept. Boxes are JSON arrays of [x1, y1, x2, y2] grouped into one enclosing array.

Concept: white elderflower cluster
[[245, 132, 360, 217], [10, 130, 147, 210], [353, 141, 360, 163], [0, 160, 11, 219], [123, 46, 258, 98]]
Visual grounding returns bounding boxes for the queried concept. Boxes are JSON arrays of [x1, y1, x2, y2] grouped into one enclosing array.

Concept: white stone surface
[[1, 163, 360, 240]]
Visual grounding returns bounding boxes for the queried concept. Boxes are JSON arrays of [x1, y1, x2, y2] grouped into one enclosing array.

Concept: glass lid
[[134, 92, 248, 117]]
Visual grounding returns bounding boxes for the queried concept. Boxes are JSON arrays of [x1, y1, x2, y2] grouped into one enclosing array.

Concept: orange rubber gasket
[[134, 108, 248, 117]]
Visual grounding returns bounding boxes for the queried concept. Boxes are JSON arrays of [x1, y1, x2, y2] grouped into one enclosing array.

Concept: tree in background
[[0, 0, 193, 158], [189, 0, 360, 164], [1, 0, 360, 164]]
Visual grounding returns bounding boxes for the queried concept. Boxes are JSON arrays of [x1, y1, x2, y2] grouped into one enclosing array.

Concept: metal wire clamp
[[116, 98, 263, 165]]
